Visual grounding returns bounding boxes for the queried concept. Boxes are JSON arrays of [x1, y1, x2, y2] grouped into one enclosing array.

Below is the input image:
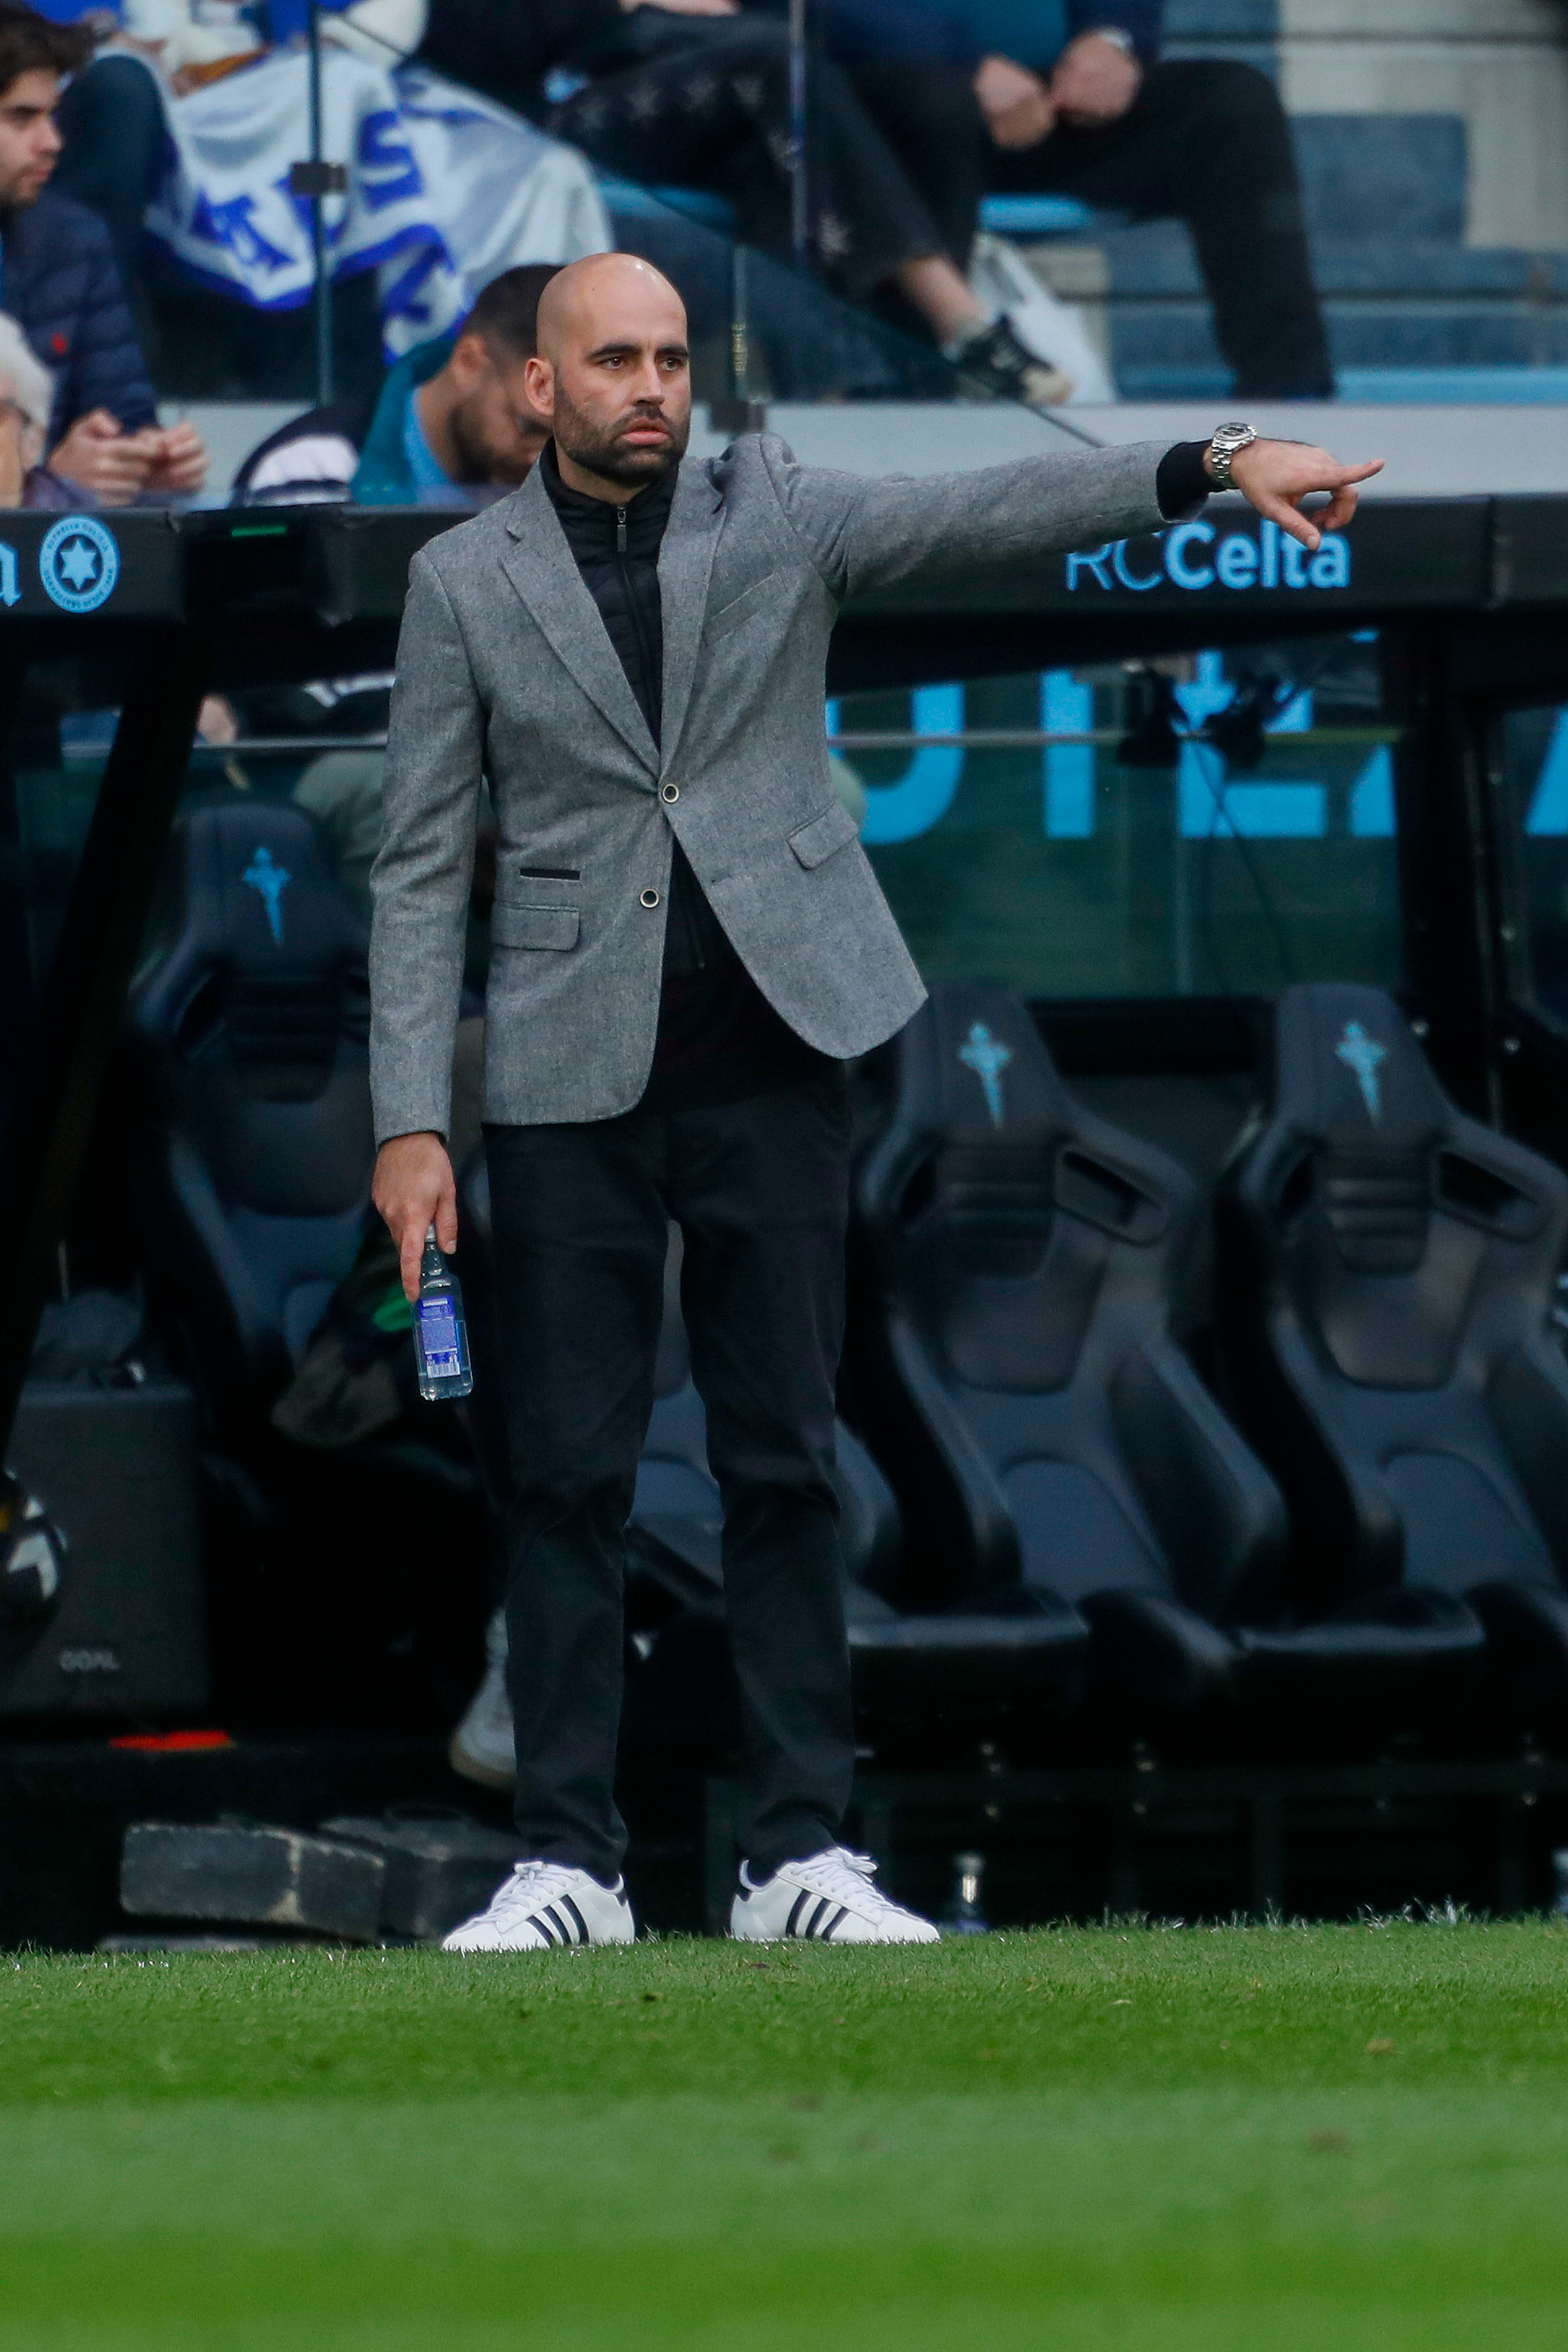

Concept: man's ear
[[523, 352, 554, 420], [449, 332, 492, 390]]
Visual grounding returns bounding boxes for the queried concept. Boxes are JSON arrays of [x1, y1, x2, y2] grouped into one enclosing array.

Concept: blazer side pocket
[[492, 903, 581, 951], [788, 800, 860, 870]]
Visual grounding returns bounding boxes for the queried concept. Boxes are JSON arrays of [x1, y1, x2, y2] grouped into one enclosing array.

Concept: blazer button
[[661, 782, 680, 802], [640, 888, 661, 908]]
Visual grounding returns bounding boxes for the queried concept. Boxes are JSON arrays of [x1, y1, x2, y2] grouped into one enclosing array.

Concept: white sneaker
[[440, 1861, 635, 1952], [729, 1847, 940, 1945], [449, 1606, 516, 1791]]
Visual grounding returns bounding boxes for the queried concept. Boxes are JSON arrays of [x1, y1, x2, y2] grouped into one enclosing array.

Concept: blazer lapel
[[656, 458, 723, 774], [500, 468, 659, 776]]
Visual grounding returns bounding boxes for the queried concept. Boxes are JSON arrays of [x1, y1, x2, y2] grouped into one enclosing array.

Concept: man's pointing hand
[[1223, 439, 1384, 553], [373, 1132, 458, 1303]]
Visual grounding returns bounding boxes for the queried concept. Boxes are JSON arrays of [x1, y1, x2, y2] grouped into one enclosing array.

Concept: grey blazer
[[368, 431, 1168, 1142]]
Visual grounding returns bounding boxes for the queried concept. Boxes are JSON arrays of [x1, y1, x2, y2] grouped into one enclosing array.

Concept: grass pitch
[[1, 1921, 1566, 2350]]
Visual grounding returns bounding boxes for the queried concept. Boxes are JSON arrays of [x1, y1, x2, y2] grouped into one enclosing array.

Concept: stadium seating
[[122, 798, 488, 1727], [124, 799, 375, 1436], [456, 1158, 1089, 1761], [635, 1278, 1089, 1761], [1219, 983, 1568, 1729], [850, 982, 1487, 1745]]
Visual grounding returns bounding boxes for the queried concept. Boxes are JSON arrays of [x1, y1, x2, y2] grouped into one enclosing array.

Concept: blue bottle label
[[416, 1297, 463, 1379]]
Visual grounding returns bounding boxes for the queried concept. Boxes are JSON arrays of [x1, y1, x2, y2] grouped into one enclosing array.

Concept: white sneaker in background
[[449, 1605, 515, 1791], [729, 1847, 940, 1945], [967, 230, 1117, 404], [946, 313, 1075, 407], [440, 1860, 636, 1951]]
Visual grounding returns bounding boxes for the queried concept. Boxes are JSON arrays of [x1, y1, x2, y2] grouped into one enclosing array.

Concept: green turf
[[2, 1922, 1566, 2349]]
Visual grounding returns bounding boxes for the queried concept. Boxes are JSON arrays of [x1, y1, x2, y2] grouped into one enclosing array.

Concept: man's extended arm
[[763, 438, 1170, 603], [761, 436, 1381, 603], [369, 552, 485, 1291]]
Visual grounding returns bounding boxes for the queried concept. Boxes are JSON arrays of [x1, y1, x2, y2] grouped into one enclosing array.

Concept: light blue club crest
[[242, 844, 291, 945], [958, 1019, 1012, 1127], [38, 514, 119, 614], [1334, 1018, 1386, 1121]]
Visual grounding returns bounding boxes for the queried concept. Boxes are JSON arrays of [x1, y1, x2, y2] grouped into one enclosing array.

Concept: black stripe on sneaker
[[528, 1912, 558, 1946], [785, 1890, 811, 1937], [806, 1897, 831, 1939], [559, 1895, 590, 1944], [820, 1906, 848, 1942], [544, 1904, 573, 1945]]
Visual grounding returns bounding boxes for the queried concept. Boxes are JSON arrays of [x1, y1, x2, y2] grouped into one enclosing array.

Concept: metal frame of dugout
[[10, 486, 1568, 1924]]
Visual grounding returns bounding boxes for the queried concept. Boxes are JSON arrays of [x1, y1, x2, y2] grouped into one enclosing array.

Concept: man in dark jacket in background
[[809, 0, 1332, 399], [0, 4, 205, 501]]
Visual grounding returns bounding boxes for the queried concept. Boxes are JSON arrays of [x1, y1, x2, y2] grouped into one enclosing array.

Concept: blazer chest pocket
[[492, 902, 580, 951], [788, 800, 860, 870], [704, 570, 782, 643]]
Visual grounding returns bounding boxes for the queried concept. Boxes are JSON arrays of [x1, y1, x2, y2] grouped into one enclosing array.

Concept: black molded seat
[[126, 800, 375, 1434], [852, 981, 1484, 1741], [1220, 982, 1568, 1722], [123, 800, 486, 1727], [631, 1256, 1087, 1756]]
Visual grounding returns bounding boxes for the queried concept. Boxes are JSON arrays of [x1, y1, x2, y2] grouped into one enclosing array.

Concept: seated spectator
[[231, 260, 557, 502], [0, 4, 207, 500], [826, 1, 1333, 400], [417, 0, 1073, 401], [0, 308, 63, 502], [352, 260, 557, 502]]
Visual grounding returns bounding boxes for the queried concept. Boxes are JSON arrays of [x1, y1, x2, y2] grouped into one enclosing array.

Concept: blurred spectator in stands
[[43, 2, 607, 403], [230, 259, 557, 502], [352, 258, 557, 501], [417, 0, 1073, 401], [0, 307, 66, 501], [0, 4, 207, 498], [817, 1, 1333, 399]]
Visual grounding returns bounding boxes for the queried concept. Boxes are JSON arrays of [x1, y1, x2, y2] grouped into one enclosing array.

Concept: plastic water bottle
[[414, 1226, 473, 1401], [939, 1849, 989, 1937]]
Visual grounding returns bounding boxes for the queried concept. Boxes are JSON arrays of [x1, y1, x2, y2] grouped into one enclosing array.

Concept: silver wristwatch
[[1207, 421, 1257, 493]]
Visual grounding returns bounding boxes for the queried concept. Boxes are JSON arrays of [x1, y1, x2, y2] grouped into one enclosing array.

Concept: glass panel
[[0, 655, 138, 1165], [837, 631, 1404, 1001], [1498, 702, 1568, 1027]]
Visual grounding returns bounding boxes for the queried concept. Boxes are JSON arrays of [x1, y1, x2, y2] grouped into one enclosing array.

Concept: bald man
[[371, 252, 1381, 1952]]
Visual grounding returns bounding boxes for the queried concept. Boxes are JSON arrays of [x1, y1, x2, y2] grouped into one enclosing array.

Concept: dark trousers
[[553, 18, 945, 301], [484, 1067, 854, 1884], [855, 57, 1333, 399]]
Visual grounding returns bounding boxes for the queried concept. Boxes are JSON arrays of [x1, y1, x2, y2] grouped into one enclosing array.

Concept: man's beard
[[449, 395, 537, 488], [552, 380, 688, 491], [0, 166, 48, 210]]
